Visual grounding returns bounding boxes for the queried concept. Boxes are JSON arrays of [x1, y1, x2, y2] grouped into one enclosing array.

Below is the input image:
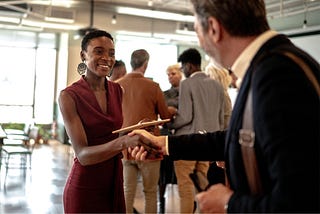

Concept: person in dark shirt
[[163, 64, 183, 111], [159, 63, 182, 213]]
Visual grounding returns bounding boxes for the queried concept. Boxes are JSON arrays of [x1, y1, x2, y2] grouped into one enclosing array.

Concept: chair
[[0, 126, 39, 182], [1, 122, 34, 148], [3, 122, 32, 142]]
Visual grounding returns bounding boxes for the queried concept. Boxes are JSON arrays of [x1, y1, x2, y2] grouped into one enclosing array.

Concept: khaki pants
[[174, 160, 210, 213], [122, 159, 160, 214]]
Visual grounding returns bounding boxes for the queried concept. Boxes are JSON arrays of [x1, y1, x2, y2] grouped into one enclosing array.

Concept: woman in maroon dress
[[58, 30, 139, 213]]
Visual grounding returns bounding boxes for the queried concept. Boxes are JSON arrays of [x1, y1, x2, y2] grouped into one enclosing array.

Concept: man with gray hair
[[129, 1, 320, 213], [116, 49, 173, 213]]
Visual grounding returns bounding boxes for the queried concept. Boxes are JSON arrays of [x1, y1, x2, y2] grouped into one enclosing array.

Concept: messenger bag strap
[[281, 51, 320, 96], [239, 89, 263, 195], [239, 50, 320, 195]]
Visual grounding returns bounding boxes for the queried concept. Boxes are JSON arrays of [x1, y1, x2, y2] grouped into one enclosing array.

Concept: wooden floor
[[0, 140, 182, 214]]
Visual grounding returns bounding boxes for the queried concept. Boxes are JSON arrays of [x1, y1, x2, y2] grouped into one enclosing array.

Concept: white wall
[[290, 34, 320, 64]]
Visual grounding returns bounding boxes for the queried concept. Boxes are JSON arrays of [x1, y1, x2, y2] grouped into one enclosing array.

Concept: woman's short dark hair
[[190, 0, 269, 37], [81, 30, 114, 51]]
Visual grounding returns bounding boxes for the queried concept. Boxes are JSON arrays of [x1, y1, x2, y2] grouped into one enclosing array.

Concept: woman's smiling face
[[82, 36, 115, 78]]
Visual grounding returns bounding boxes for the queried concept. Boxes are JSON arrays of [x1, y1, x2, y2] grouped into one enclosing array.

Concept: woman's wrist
[[120, 135, 126, 150]]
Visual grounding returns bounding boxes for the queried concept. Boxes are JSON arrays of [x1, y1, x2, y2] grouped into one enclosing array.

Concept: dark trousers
[[158, 156, 177, 213], [207, 162, 225, 186]]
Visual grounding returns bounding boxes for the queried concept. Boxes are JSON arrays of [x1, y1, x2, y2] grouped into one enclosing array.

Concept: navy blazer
[[168, 35, 320, 212]]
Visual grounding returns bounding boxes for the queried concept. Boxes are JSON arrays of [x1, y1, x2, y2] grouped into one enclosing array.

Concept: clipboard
[[112, 119, 170, 134]]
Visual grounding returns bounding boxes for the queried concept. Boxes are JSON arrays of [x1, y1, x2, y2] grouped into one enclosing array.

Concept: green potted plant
[[37, 124, 51, 144]]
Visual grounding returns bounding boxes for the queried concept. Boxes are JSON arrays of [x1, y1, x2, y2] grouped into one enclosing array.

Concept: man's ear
[[143, 61, 149, 70], [207, 17, 221, 43]]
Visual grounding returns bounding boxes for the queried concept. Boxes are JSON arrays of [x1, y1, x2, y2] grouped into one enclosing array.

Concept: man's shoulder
[[142, 77, 160, 87], [119, 75, 161, 90], [163, 88, 171, 94], [164, 87, 178, 96], [116, 74, 134, 85]]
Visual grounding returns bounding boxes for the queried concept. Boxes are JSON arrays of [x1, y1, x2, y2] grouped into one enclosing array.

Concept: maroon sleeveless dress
[[62, 77, 125, 213]]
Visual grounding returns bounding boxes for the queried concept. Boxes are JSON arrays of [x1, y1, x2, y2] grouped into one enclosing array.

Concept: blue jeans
[[122, 159, 160, 213]]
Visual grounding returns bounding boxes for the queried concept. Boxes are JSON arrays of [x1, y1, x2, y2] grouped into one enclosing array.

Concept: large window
[[0, 30, 56, 124], [115, 36, 178, 91]]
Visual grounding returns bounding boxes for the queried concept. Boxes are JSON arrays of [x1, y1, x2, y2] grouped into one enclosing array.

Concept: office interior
[[0, 0, 320, 213]]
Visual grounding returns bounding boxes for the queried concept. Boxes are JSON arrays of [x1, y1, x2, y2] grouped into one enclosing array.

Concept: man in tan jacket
[[116, 49, 172, 214]]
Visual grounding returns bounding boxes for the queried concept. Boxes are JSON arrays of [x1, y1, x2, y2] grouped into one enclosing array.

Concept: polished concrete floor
[[0, 140, 72, 214], [0, 140, 181, 214]]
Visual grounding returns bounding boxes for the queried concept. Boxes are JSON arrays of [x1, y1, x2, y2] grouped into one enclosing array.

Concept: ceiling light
[[154, 33, 198, 43], [44, 16, 74, 23], [0, 23, 43, 32], [117, 7, 194, 23], [183, 23, 188, 31], [27, 0, 72, 8], [302, 2, 308, 29], [116, 34, 169, 44], [22, 19, 82, 30], [303, 19, 307, 28], [0, 16, 20, 24], [111, 15, 117, 24], [116, 30, 152, 37], [148, 0, 153, 7], [175, 29, 197, 36]]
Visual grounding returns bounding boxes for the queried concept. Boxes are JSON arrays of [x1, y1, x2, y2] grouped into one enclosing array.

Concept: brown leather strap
[[239, 51, 320, 195], [239, 90, 263, 195], [282, 51, 320, 96]]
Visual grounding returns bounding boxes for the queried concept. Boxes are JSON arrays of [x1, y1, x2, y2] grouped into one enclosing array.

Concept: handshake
[[114, 119, 169, 160], [121, 129, 167, 161], [135, 134, 163, 159]]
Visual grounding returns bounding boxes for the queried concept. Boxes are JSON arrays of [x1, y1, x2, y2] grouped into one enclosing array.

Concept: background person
[[109, 59, 127, 81], [159, 63, 182, 213], [58, 30, 140, 213], [116, 49, 173, 214], [163, 63, 183, 117], [205, 62, 232, 130], [130, 0, 320, 213], [205, 62, 232, 186], [168, 48, 225, 213]]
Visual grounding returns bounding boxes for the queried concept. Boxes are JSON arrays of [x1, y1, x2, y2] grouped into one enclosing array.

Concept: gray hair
[[130, 49, 150, 70], [190, 0, 269, 36]]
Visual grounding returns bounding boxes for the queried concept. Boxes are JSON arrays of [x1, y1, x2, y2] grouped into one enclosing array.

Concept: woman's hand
[[128, 129, 167, 160], [122, 134, 140, 148], [128, 146, 148, 161]]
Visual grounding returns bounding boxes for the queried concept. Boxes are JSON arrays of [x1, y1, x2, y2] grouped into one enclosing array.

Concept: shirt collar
[[127, 72, 144, 78], [231, 30, 278, 87], [190, 71, 203, 78]]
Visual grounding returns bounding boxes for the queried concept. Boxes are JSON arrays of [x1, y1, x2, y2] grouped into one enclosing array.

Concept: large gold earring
[[77, 61, 87, 75]]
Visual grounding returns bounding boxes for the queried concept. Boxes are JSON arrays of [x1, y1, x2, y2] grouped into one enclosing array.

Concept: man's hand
[[128, 129, 167, 160], [196, 183, 233, 213], [123, 131, 162, 159]]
